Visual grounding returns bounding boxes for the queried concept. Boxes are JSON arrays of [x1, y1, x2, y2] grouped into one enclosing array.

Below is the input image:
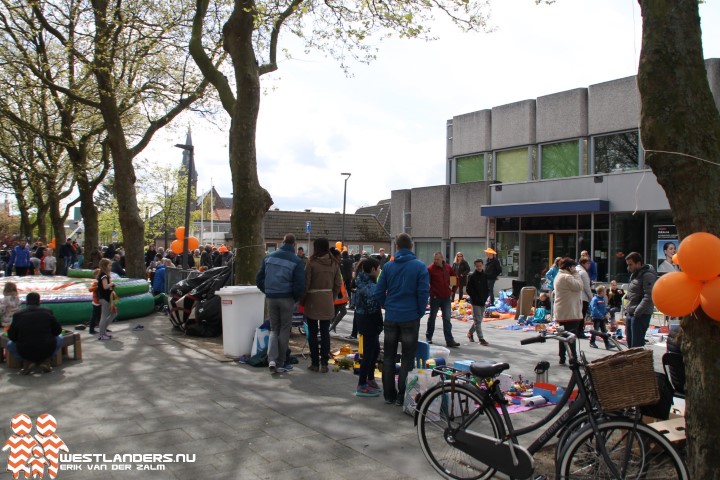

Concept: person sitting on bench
[[6, 292, 63, 375]]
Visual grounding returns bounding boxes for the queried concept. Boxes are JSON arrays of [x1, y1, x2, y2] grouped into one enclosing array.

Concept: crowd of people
[[255, 233, 510, 401]]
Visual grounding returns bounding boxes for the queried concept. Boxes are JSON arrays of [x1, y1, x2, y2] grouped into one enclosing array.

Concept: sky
[[144, 0, 720, 214]]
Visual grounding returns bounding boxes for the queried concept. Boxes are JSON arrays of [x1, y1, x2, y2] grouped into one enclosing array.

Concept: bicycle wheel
[[558, 419, 688, 479], [417, 383, 504, 480]]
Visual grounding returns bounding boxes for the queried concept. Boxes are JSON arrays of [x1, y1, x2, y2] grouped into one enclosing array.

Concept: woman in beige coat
[[553, 257, 583, 365], [302, 238, 342, 372]]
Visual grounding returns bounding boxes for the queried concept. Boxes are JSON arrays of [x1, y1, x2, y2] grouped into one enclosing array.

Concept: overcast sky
[[144, 0, 720, 214]]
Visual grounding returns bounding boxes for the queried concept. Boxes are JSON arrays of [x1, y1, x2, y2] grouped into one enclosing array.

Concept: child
[[88, 269, 101, 335], [535, 292, 551, 310], [353, 258, 383, 397], [466, 259, 489, 345], [589, 285, 614, 350], [0, 282, 20, 330]]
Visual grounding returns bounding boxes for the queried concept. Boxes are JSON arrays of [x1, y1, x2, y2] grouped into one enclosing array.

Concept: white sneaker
[[269, 361, 276, 374]]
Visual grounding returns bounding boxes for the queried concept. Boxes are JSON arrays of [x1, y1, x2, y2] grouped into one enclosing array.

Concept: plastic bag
[[251, 327, 270, 357], [403, 370, 441, 416]]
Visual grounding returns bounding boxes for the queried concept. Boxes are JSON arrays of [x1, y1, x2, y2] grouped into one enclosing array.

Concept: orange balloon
[[671, 253, 680, 269], [676, 232, 720, 281], [652, 271, 702, 317], [175, 226, 185, 240], [700, 277, 720, 322], [187, 236, 200, 251], [335, 241, 342, 250], [170, 239, 184, 253]]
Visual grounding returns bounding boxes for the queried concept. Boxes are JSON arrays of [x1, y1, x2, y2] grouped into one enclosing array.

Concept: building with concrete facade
[[391, 58, 720, 294]]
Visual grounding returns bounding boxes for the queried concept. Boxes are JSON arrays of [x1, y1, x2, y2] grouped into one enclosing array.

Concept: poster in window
[[656, 225, 679, 274]]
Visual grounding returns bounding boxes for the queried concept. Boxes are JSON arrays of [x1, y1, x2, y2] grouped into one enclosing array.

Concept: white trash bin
[[217, 286, 265, 358]]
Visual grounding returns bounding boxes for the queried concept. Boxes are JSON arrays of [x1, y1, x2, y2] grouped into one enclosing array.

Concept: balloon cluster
[[652, 232, 720, 321], [334, 241, 348, 252], [170, 226, 199, 255]]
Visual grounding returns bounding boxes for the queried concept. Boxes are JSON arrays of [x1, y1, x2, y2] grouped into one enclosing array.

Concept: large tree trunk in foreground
[[224, 2, 273, 285], [638, 1, 720, 478]]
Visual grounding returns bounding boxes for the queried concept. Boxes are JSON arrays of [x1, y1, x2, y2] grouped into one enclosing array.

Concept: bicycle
[[414, 330, 688, 479]]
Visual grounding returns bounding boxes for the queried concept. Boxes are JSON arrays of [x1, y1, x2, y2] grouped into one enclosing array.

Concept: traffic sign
[[306, 221, 311, 234]]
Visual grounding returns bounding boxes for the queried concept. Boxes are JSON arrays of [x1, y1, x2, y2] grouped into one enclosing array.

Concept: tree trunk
[[224, 1, 273, 285], [638, 1, 720, 477], [91, 0, 145, 278], [78, 185, 99, 268]]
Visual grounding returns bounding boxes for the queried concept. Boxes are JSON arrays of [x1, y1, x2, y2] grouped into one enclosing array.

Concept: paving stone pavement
[[0, 310, 670, 479]]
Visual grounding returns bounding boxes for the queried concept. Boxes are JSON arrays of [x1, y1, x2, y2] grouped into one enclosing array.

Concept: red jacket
[[428, 263, 455, 299]]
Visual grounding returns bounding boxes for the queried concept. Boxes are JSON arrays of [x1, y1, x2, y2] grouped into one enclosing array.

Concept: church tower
[[178, 128, 197, 193]]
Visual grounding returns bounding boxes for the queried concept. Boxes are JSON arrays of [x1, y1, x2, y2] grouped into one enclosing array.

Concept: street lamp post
[[174, 143, 194, 270], [341, 172, 351, 250]]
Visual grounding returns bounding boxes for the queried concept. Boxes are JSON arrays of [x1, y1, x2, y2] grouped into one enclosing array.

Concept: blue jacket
[[354, 271, 381, 315], [9, 245, 31, 268], [256, 244, 305, 300], [152, 264, 166, 293], [589, 294, 607, 319], [373, 248, 429, 322], [544, 265, 559, 290]]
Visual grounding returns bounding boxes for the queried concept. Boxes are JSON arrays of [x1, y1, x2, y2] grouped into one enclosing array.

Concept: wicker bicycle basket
[[586, 347, 660, 412]]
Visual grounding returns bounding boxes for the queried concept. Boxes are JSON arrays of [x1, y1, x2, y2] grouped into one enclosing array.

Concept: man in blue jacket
[[9, 240, 32, 276], [373, 233, 430, 405], [256, 234, 306, 374]]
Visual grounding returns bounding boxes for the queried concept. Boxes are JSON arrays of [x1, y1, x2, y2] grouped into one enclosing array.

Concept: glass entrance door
[[523, 233, 577, 290]]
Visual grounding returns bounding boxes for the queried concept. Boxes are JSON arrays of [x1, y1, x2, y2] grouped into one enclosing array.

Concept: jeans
[[99, 298, 117, 335], [558, 320, 581, 363], [426, 297, 454, 344], [306, 318, 331, 366], [487, 279, 497, 306], [382, 319, 420, 402], [626, 313, 652, 348], [267, 297, 294, 367], [358, 333, 380, 385], [468, 305, 485, 339], [589, 318, 609, 347], [330, 303, 348, 332], [6, 336, 64, 363]]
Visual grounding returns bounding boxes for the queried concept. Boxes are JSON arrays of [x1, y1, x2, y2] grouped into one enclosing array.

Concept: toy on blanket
[[485, 290, 516, 315]]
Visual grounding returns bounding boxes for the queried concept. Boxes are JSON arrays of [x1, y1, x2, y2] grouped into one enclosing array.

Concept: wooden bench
[[1, 332, 82, 368]]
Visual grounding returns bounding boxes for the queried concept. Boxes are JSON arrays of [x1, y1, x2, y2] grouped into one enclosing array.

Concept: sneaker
[[320, 365, 329, 373], [275, 366, 289, 373], [559, 359, 566, 365], [132, 324, 144, 331], [589, 343, 599, 349], [395, 397, 404, 406], [269, 361, 277, 374], [355, 386, 380, 397], [40, 362, 53, 373], [345, 335, 357, 340], [425, 338, 433, 344], [98, 334, 112, 341], [447, 341, 461, 348], [367, 379, 382, 391], [282, 364, 294, 371], [308, 364, 319, 372], [88, 330, 96, 335], [466, 332, 474, 342], [384, 397, 396, 405], [19, 363, 34, 375], [479, 339, 489, 346]]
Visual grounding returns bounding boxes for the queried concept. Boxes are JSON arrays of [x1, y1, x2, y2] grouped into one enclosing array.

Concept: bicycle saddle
[[470, 360, 510, 378]]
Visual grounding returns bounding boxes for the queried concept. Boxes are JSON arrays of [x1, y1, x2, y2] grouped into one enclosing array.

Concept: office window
[[456, 154, 485, 183], [452, 241, 486, 265], [415, 241, 441, 266], [540, 141, 580, 179], [495, 148, 528, 183], [594, 131, 640, 173]]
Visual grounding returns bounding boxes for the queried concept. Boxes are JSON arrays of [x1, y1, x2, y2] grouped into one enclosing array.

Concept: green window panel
[[541, 141, 579, 179], [496, 148, 528, 183], [456, 154, 485, 183]]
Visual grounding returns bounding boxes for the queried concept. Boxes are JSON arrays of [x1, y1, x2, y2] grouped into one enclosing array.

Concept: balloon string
[[644, 149, 720, 167]]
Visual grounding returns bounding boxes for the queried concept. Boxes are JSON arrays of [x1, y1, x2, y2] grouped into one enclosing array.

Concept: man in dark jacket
[[624, 252, 657, 348], [484, 248, 502, 306], [256, 234, 305, 374], [466, 259, 490, 345], [7, 292, 63, 374]]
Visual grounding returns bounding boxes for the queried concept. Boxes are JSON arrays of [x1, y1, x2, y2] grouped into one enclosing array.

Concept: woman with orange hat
[[484, 248, 502, 306]]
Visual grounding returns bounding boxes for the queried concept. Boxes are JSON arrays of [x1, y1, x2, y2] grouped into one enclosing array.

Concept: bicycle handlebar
[[520, 335, 546, 345], [520, 330, 576, 346]]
